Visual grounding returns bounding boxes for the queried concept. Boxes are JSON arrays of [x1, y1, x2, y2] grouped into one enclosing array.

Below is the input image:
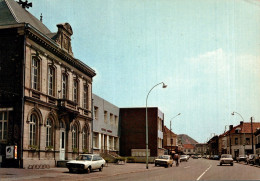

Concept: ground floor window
[[0, 112, 8, 141], [93, 132, 98, 148]]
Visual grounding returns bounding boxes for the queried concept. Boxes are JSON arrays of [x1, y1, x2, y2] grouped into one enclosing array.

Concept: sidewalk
[[0, 163, 168, 181]]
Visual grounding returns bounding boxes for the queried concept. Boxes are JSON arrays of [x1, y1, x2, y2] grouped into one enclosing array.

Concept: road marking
[[196, 165, 212, 181], [184, 166, 190, 169]]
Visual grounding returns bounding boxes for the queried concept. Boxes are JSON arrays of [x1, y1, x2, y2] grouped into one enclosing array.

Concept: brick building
[[119, 107, 164, 159], [183, 144, 195, 155], [163, 126, 178, 153], [223, 122, 260, 158], [92, 94, 119, 155], [0, 0, 95, 168]]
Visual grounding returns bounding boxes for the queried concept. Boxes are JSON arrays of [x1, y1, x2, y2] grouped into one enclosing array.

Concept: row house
[[0, 0, 95, 168], [195, 143, 207, 156], [163, 126, 178, 154], [255, 129, 260, 155], [183, 144, 195, 155], [219, 121, 260, 158], [119, 107, 164, 161], [92, 94, 119, 155], [207, 135, 219, 156]]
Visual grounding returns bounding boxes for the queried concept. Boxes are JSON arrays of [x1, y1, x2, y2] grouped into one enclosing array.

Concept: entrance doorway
[[60, 121, 66, 160]]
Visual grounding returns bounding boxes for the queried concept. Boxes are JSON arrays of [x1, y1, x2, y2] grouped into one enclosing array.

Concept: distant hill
[[177, 134, 198, 145]]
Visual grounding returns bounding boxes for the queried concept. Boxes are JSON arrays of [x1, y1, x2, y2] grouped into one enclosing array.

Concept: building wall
[[0, 28, 24, 167], [0, 24, 95, 168], [92, 94, 119, 154], [119, 107, 164, 157]]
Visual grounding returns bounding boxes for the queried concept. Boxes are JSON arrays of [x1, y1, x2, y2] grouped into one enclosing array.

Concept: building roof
[[163, 126, 176, 136], [0, 0, 51, 34], [183, 144, 195, 149], [220, 122, 260, 138]]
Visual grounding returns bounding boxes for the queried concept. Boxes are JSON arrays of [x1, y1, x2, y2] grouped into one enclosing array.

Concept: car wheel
[[86, 166, 91, 173], [170, 163, 173, 167], [220, 163, 222, 166], [99, 165, 103, 172], [155, 163, 157, 166], [231, 163, 233, 166], [69, 168, 73, 173], [165, 164, 169, 168]]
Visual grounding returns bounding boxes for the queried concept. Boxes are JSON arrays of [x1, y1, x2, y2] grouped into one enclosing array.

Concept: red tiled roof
[[230, 122, 260, 134], [163, 126, 176, 135], [221, 122, 260, 136], [183, 144, 195, 149]]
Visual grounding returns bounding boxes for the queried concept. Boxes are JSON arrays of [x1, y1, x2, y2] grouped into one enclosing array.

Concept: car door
[[92, 156, 98, 169]]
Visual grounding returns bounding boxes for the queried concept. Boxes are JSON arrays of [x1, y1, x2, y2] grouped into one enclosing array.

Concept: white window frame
[[48, 66, 55, 96], [72, 125, 77, 149], [31, 58, 40, 90], [0, 112, 8, 141], [73, 80, 78, 103], [61, 74, 67, 99], [83, 84, 88, 109], [46, 118, 52, 147], [29, 114, 37, 146]]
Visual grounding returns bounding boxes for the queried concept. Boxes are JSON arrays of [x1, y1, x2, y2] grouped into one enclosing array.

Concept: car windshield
[[76, 155, 92, 161], [239, 155, 245, 157], [221, 155, 232, 158], [158, 155, 169, 159]]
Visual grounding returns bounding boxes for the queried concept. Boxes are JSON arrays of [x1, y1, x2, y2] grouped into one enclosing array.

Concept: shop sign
[[6, 146, 14, 159]]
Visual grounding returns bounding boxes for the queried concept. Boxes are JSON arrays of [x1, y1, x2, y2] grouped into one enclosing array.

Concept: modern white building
[[92, 94, 119, 155]]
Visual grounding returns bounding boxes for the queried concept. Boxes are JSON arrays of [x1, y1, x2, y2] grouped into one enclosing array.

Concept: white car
[[220, 154, 233, 166], [66, 154, 106, 173]]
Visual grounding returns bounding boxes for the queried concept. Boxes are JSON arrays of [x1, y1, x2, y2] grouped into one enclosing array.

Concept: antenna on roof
[[17, 0, 32, 9]]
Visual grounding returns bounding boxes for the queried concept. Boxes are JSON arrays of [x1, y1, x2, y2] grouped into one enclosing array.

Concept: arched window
[[29, 114, 37, 146], [31, 57, 40, 90], [82, 127, 89, 151], [46, 118, 53, 147], [61, 74, 68, 99], [72, 125, 77, 149], [48, 66, 55, 96]]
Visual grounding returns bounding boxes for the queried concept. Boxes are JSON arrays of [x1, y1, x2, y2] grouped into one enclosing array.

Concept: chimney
[[240, 121, 243, 125], [229, 125, 233, 131]]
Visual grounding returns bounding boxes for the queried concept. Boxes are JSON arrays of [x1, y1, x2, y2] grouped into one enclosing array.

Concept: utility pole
[[170, 121, 172, 154], [251, 117, 254, 154]]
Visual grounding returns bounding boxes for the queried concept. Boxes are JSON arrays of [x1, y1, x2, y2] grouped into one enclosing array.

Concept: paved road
[[93, 159, 260, 181], [0, 159, 259, 180]]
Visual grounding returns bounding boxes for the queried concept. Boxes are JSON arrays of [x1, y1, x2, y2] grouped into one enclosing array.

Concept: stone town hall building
[[0, 0, 96, 168]]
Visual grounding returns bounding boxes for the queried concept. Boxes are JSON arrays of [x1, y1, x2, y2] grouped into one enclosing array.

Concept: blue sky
[[29, 0, 260, 143]]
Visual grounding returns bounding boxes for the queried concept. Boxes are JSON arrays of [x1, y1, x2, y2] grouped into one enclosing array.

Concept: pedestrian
[[174, 153, 179, 167]]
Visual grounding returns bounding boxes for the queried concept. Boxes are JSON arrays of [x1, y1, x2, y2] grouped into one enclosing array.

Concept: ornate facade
[[0, 0, 95, 168]]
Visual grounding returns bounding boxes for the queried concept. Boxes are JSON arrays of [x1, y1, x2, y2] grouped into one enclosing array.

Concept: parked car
[[206, 155, 210, 159], [66, 154, 105, 173], [198, 155, 202, 158], [180, 155, 189, 162], [154, 155, 173, 168], [236, 155, 247, 162], [193, 155, 198, 159], [220, 154, 233, 166], [213, 155, 220, 160], [247, 154, 259, 165]]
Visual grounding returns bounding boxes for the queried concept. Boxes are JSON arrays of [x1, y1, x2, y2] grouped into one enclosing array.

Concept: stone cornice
[[24, 23, 96, 78]]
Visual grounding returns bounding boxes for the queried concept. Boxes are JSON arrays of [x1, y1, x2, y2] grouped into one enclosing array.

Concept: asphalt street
[[0, 158, 259, 180]]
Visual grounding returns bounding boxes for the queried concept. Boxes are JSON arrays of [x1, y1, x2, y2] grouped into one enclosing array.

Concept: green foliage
[[72, 148, 78, 153], [29, 145, 39, 151], [127, 157, 136, 163], [45, 145, 53, 151], [82, 148, 88, 153]]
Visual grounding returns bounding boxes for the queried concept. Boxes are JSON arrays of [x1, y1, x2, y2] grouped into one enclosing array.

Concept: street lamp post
[[170, 113, 181, 154], [231, 112, 246, 155], [146, 82, 167, 169]]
